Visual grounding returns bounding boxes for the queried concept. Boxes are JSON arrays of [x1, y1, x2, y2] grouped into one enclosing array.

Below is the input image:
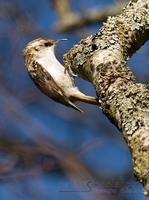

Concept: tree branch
[[64, 0, 149, 196], [53, 2, 127, 32]]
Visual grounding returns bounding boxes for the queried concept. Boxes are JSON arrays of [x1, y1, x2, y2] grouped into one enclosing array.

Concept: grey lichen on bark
[[64, 0, 149, 196]]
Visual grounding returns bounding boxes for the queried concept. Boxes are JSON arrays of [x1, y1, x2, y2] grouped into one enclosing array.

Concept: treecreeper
[[23, 38, 99, 112]]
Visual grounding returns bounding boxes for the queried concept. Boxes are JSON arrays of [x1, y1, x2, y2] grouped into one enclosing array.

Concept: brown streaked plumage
[[23, 38, 99, 112]]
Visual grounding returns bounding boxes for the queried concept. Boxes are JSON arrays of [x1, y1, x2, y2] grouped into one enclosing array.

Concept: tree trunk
[[64, 0, 149, 196]]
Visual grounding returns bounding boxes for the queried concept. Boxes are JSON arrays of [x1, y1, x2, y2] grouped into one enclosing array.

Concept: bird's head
[[23, 38, 67, 59]]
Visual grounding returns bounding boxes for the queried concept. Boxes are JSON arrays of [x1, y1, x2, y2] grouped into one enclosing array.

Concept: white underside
[[37, 47, 80, 97]]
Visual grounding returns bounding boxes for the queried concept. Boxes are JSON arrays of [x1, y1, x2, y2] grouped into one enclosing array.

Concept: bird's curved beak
[[55, 39, 67, 44]]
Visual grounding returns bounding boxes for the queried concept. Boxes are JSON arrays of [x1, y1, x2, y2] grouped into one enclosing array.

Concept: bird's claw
[[64, 64, 77, 77]]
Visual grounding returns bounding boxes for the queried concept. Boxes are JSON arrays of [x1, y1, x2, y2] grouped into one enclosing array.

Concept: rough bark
[[64, 0, 149, 196]]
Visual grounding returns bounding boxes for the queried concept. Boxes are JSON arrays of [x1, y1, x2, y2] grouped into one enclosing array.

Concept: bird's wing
[[29, 61, 83, 112]]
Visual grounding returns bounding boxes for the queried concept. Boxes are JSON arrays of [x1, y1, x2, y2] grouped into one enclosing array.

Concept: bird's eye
[[44, 42, 49, 47]]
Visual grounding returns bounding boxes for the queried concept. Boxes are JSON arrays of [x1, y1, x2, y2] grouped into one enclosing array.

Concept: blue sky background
[[0, 0, 148, 199]]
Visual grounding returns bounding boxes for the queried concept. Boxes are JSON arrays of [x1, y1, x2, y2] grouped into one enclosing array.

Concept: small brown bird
[[23, 38, 99, 112]]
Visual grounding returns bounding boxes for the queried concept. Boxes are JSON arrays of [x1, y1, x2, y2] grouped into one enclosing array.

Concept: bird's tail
[[70, 93, 100, 106], [68, 100, 83, 113]]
